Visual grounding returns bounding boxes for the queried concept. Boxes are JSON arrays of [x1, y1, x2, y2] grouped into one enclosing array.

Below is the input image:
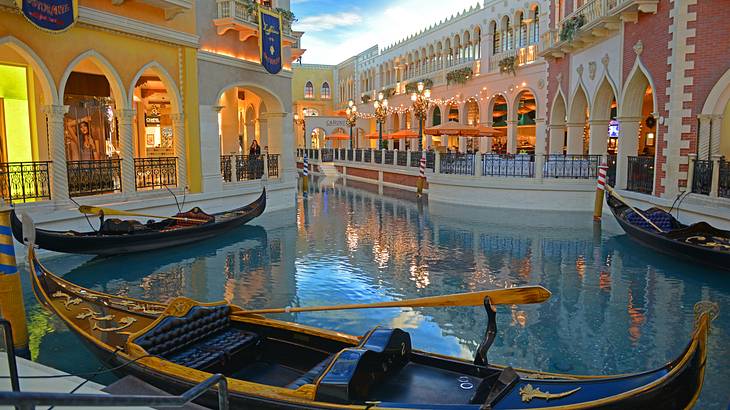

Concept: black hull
[[11, 190, 266, 256], [607, 193, 730, 272]]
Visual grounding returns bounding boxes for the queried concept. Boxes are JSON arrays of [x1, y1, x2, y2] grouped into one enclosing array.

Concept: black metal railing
[[409, 151, 435, 171], [691, 159, 713, 195], [235, 155, 263, 180], [627, 155, 655, 194], [374, 150, 383, 164], [341, 149, 347, 160], [221, 155, 233, 182], [321, 148, 333, 162], [719, 159, 729, 199], [363, 149, 370, 162], [440, 153, 475, 175], [1, 319, 21, 395], [385, 150, 394, 165], [134, 157, 177, 190], [544, 155, 600, 179], [482, 154, 534, 177], [306, 149, 318, 160], [0, 161, 51, 203], [267, 154, 279, 178], [397, 151, 408, 166], [410, 151, 422, 167], [348, 149, 354, 161], [606, 154, 617, 187], [67, 159, 121, 197]]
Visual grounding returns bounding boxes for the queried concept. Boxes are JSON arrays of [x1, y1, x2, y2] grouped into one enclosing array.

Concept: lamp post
[[345, 99, 358, 150], [373, 92, 389, 149], [293, 112, 306, 147], [410, 81, 431, 151]]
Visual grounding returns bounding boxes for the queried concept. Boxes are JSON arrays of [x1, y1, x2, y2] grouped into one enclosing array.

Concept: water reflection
[[22, 180, 730, 408]]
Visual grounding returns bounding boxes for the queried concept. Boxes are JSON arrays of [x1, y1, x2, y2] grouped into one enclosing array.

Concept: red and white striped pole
[[594, 161, 608, 221], [417, 152, 426, 197]]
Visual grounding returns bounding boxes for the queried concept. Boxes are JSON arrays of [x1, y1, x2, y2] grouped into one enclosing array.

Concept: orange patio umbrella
[[474, 125, 505, 137], [365, 131, 391, 139], [390, 129, 419, 139], [424, 121, 480, 136], [325, 132, 350, 140]]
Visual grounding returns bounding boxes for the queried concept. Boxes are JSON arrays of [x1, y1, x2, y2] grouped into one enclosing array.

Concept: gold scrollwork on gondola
[[51, 291, 82, 310], [519, 384, 581, 403], [694, 301, 720, 331], [92, 317, 137, 332], [76, 307, 114, 321], [525, 372, 578, 380]]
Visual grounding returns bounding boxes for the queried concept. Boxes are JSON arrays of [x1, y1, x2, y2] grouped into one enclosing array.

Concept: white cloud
[[296, 0, 482, 64]]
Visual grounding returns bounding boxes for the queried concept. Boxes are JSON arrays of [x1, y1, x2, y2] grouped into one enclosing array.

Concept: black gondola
[[10, 190, 266, 256], [22, 245, 717, 410], [606, 191, 730, 271]]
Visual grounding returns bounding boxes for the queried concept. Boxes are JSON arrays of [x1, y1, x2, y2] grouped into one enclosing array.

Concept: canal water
[[11, 180, 730, 408]]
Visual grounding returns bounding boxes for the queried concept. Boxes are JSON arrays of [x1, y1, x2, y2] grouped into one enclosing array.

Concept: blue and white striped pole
[[0, 201, 29, 357], [302, 153, 309, 193]]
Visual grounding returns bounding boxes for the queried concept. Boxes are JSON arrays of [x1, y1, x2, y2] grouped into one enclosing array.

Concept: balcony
[[540, 0, 658, 58], [214, 0, 295, 44], [111, 0, 192, 20], [489, 45, 539, 73]]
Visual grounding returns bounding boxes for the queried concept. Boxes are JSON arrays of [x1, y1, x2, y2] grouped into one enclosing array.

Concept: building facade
[[295, 0, 730, 225], [0, 0, 301, 234]]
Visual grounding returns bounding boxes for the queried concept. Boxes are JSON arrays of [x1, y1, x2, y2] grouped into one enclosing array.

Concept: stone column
[[548, 125, 564, 154], [616, 116, 642, 190], [42, 105, 70, 202], [709, 115, 723, 157], [261, 112, 294, 178], [566, 122, 584, 155], [116, 108, 136, 195], [686, 153, 697, 192], [434, 151, 441, 174], [200, 105, 224, 193], [534, 118, 547, 179], [506, 119, 518, 153], [696, 114, 712, 160], [171, 113, 187, 190], [220, 89, 239, 155], [588, 120, 609, 155]]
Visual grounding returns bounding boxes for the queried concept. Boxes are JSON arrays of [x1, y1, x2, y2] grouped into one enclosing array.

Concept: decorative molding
[[78, 6, 199, 48], [576, 64, 584, 77], [197, 50, 293, 78], [633, 40, 643, 56], [588, 62, 597, 80], [601, 53, 610, 67]]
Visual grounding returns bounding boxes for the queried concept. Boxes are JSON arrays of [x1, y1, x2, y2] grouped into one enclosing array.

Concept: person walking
[[249, 140, 262, 178]]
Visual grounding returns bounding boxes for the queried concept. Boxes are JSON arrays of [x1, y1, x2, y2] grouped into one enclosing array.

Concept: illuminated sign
[[16, 0, 78, 33]]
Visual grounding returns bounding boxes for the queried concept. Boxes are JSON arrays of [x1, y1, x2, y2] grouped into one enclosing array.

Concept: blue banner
[[259, 8, 283, 75], [16, 0, 78, 32]]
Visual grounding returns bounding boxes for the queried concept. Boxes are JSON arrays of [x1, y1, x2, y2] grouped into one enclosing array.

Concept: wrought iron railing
[[627, 155, 654, 194], [267, 154, 279, 178], [321, 148, 333, 162], [482, 154, 534, 177], [0, 161, 51, 203], [362, 149, 369, 162], [134, 157, 177, 190], [606, 154, 617, 187], [397, 151, 408, 166], [67, 159, 121, 197], [348, 149, 354, 161], [221, 155, 233, 182], [691, 159, 713, 196], [440, 153, 475, 175], [384, 150, 395, 165], [544, 155, 600, 179], [306, 149, 318, 160], [719, 159, 729, 199], [374, 150, 383, 164], [235, 155, 263, 181]]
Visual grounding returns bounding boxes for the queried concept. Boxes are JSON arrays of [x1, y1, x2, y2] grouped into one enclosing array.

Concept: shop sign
[[258, 8, 283, 75], [16, 0, 78, 33]]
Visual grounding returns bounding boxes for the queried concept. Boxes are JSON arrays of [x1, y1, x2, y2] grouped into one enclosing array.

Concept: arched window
[[492, 24, 500, 54], [504, 18, 512, 52], [532, 7, 540, 44], [518, 13, 527, 48], [321, 82, 331, 99], [304, 81, 314, 99]]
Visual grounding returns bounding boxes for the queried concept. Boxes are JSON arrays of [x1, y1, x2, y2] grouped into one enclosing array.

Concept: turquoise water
[[13, 180, 730, 408]]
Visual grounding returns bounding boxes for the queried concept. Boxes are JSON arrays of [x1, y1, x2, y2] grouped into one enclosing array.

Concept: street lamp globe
[[378, 92, 384, 101], [411, 93, 417, 102], [382, 99, 388, 108], [424, 89, 431, 98], [348, 99, 354, 108], [417, 81, 424, 92]]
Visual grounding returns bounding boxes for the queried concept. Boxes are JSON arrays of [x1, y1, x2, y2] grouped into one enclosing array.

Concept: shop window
[[0, 64, 32, 163]]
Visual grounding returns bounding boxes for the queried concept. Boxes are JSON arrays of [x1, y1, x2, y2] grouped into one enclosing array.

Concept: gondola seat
[[624, 208, 679, 232], [133, 305, 260, 370]]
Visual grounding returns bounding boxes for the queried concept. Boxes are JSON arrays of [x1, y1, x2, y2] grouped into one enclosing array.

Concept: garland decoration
[[446, 68, 473, 85], [405, 79, 433, 94], [361, 95, 372, 104], [498, 56, 517, 76], [559, 14, 586, 42]]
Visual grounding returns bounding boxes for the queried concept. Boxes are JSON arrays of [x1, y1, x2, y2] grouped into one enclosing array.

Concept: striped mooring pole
[[0, 201, 29, 357], [416, 152, 426, 197], [594, 162, 609, 221], [302, 153, 309, 193]]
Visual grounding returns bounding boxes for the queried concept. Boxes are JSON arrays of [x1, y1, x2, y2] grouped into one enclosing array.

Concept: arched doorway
[[513, 90, 537, 154], [490, 95, 508, 154], [618, 66, 656, 193], [311, 127, 325, 149], [591, 76, 619, 156], [568, 85, 590, 155], [61, 52, 126, 196], [466, 99, 480, 152]]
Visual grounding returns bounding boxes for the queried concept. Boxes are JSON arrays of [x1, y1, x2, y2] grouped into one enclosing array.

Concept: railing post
[[475, 153, 483, 176], [116, 109, 137, 193], [434, 151, 441, 175], [263, 152, 269, 181], [171, 113, 187, 190], [686, 153, 697, 193], [535, 154, 545, 180], [42, 105, 70, 202], [710, 154, 721, 197]]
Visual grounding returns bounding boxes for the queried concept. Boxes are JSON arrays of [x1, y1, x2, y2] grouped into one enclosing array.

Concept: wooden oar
[[605, 185, 664, 233], [78, 205, 208, 224], [234, 286, 551, 315]]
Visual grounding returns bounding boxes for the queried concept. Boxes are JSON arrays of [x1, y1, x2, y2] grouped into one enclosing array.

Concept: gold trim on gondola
[[93, 317, 137, 332], [51, 291, 82, 310], [519, 384, 581, 403], [76, 307, 114, 321]]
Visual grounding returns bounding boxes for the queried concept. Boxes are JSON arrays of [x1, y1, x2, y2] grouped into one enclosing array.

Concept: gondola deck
[[26, 245, 716, 409], [11, 189, 266, 255]]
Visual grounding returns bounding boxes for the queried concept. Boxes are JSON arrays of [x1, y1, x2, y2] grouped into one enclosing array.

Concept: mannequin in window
[[79, 121, 99, 161]]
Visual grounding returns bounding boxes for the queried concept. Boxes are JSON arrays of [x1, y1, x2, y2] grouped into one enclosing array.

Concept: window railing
[[691, 159, 713, 195], [626, 155, 654, 194], [483, 154, 534, 177], [489, 45, 538, 72], [544, 155, 600, 179], [440, 153, 475, 175], [719, 159, 729, 199], [235, 155, 263, 181], [134, 157, 177, 190], [67, 159, 122, 197], [221, 155, 233, 182], [216, 0, 292, 35], [397, 151, 408, 166], [0, 161, 51, 203], [267, 154, 279, 178]]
